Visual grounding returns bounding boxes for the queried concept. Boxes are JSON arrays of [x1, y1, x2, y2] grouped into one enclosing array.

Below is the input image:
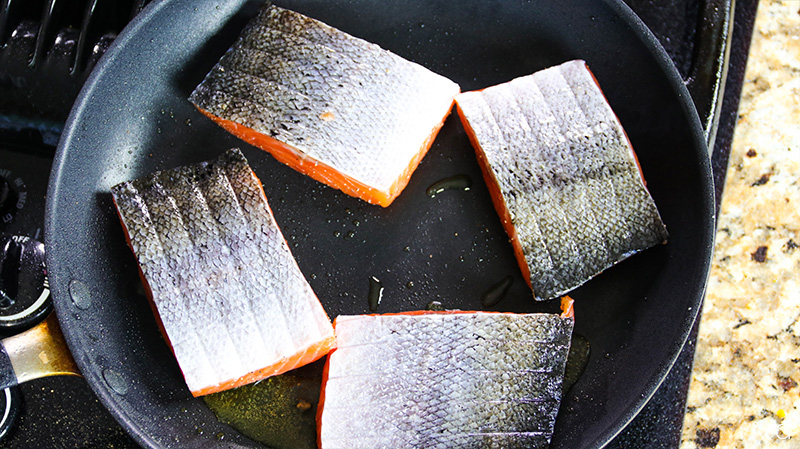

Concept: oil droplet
[[426, 174, 472, 197], [352, 219, 360, 226], [333, 231, 341, 238], [403, 246, 410, 252], [204, 365, 323, 449], [562, 334, 591, 394], [368, 276, 384, 312], [480, 275, 513, 307], [346, 230, 355, 239], [185, 118, 192, 126], [426, 301, 445, 311], [405, 281, 414, 289]]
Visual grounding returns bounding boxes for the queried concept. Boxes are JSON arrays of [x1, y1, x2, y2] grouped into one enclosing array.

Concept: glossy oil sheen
[[203, 361, 324, 449], [480, 275, 514, 308], [367, 276, 383, 312], [425, 174, 472, 197]]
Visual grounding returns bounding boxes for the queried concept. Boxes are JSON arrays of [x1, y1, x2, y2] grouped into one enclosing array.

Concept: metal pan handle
[[686, 0, 735, 155], [0, 313, 80, 390]]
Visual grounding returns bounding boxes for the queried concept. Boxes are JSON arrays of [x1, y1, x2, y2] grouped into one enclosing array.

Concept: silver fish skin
[[111, 148, 335, 396], [319, 311, 574, 449], [455, 60, 668, 301], [189, 4, 460, 205]]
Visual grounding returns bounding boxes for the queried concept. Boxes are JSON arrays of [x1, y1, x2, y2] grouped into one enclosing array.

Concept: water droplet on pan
[[68, 280, 92, 310], [103, 368, 129, 395]]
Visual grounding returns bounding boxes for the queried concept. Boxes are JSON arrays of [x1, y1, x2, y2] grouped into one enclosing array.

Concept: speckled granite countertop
[[680, 1, 800, 448]]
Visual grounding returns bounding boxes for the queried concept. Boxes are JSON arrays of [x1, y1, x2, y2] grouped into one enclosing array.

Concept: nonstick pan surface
[[45, 0, 714, 448]]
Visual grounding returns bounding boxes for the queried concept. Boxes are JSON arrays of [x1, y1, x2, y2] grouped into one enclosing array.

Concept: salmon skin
[[317, 302, 575, 449], [455, 60, 669, 301], [110, 148, 335, 397], [189, 3, 460, 207]]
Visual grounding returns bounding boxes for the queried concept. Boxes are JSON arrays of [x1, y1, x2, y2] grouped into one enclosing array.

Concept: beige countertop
[[680, 1, 800, 447]]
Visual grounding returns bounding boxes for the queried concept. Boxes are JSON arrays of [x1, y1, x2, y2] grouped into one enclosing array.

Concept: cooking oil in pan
[[425, 174, 472, 197], [480, 275, 514, 307], [367, 276, 384, 312], [563, 334, 591, 394], [203, 361, 323, 449]]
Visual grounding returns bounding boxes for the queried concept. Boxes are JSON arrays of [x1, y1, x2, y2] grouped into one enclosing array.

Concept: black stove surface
[[0, 0, 758, 447]]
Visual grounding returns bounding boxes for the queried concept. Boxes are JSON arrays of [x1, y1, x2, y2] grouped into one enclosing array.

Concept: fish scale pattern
[[456, 60, 668, 300], [111, 148, 334, 396], [319, 312, 573, 449], [189, 4, 459, 203]]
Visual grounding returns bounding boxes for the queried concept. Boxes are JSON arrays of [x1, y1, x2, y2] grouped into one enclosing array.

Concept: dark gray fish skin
[[455, 60, 668, 301], [111, 148, 334, 396], [189, 4, 459, 200], [319, 312, 574, 449]]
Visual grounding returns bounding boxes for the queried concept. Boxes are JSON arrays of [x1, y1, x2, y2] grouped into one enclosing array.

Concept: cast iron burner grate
[[0, 0, 149, 149]]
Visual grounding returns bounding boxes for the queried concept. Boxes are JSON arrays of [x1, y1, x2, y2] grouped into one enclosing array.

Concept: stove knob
[[0, 176, 20, 224], [0, 386, 21, 441], [0, 235, 52, 333], [0, 176, 9, 203]]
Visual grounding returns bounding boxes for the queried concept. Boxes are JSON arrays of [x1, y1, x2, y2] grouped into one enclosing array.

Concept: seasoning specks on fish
[[318, 301, 575, 449], [455, 60, 668, 301], [190, 4, 460, 207], [111, 148, 335, 397]]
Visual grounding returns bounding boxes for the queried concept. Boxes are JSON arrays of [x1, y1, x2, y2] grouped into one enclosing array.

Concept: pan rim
[[578, 3, 714, 447], [44, 0, 715, 448]]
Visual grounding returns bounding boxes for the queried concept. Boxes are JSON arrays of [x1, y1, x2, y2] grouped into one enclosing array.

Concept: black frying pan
[[44, 0, 714, 448]]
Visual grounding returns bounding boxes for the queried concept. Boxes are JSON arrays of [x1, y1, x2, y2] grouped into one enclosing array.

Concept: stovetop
[[0, 0, 758, 447]]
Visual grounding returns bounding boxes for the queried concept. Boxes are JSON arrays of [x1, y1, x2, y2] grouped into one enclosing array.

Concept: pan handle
[[686, 0, 735, 155], [0, 313, 80, 389]]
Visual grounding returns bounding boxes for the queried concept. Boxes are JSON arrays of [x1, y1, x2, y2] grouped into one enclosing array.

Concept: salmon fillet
[[317, 299, 575, 449], [111, 148, 335, 396], [189, 4, 460, 207], [455, 60, 668, 301]]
